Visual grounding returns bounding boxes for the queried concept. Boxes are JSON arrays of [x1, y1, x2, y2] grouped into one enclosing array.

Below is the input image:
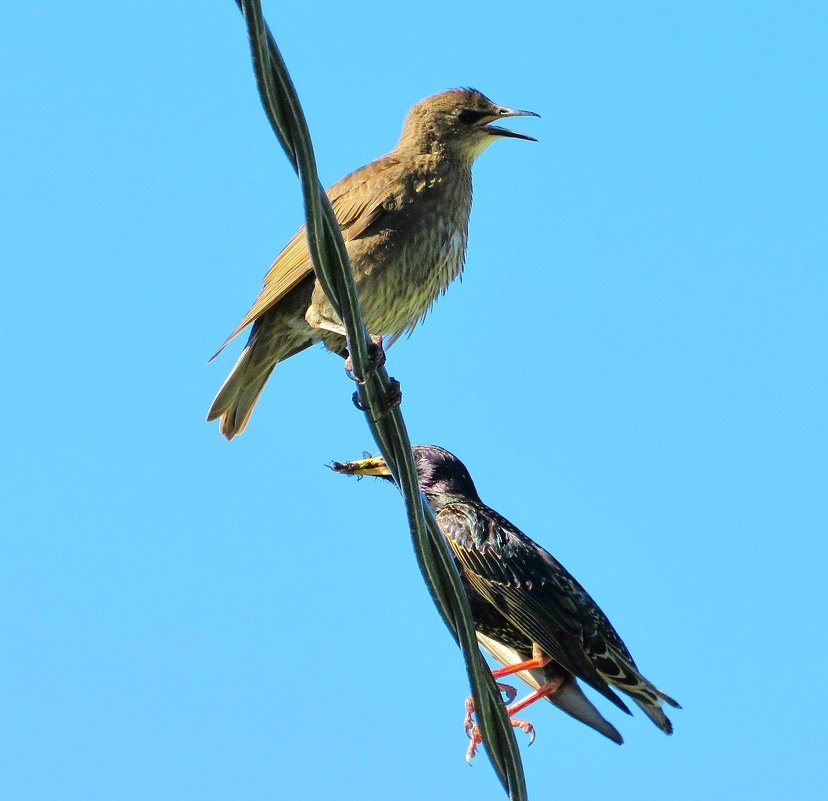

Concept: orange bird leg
[[464, 682, 519, 738], [490, 655, 552, 680], [465, 673, 564, 763]]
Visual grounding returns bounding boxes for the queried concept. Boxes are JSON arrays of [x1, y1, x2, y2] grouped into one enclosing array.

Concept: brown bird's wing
[[436, 502, 632, 716], [210, 155, 404, 360]]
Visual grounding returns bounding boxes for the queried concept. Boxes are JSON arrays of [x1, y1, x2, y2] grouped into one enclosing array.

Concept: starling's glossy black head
[[410, 445, 481, 502], [399, 88, 539, 159], [331, 445, 481, 502]]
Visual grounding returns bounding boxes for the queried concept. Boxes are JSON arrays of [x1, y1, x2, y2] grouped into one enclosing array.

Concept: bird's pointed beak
[[484, 107, 540, 141], [331, 455, 393, 478]]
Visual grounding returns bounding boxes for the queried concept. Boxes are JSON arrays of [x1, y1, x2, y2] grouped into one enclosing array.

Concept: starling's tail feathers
[[656, 686, 682, 708], [547, 676, 624, 745], [631, 697, 673, 735]]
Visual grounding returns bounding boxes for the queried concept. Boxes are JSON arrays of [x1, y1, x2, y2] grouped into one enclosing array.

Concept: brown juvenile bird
[[208, 88, 537, 439]]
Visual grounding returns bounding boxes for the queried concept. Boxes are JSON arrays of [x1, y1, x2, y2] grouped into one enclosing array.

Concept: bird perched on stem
[[332, 445, 680, 760], [208, 88, 538, 439]]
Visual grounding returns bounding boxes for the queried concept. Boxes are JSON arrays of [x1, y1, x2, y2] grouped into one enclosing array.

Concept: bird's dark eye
[[458, 109, 489, 125]]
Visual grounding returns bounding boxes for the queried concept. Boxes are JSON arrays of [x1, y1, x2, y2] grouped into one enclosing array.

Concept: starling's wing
[[210, 155, 404, 359], [582, 621, 681, 733], [537, 552, 681, 731], [437, 503, 631, 715]]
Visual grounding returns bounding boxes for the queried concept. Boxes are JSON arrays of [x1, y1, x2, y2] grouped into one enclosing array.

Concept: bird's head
[[399, 88, 538, 160], [332, 444, 481, 502]]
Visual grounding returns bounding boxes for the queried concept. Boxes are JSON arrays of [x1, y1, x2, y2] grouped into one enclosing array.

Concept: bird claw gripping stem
[[463, 684, 516, 738], [344, 335, 387, 384], [464, 682, 531, 763], [351, 378, 402, 420], [465, 719, 536, 764]]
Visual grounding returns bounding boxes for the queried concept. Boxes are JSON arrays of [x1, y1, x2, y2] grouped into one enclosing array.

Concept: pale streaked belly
[[357, 219, 467, 337]]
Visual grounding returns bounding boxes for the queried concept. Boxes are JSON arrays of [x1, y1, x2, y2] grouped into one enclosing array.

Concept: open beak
[[483, 107, 540, 141], [331, 455, 393, 478]]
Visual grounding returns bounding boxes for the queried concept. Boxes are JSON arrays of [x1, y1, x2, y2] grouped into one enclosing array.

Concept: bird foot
[[344, 335, 386, 384], [466, 727, 483, 763], [463, 682, 524, 763], [351, 378, 402, 419], [463, 682, 517, 733], [498, 682, 518, 705], [465, 717, 536, 764], [511, 717, 536, 745]]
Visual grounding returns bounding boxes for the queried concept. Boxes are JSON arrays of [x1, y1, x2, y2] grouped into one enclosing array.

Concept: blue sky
[[2, 2, 826, 799]]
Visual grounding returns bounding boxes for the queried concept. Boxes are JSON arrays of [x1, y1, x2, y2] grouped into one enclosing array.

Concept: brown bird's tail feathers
[[207, 331, 312, 440], [207, 344, 276, 440]]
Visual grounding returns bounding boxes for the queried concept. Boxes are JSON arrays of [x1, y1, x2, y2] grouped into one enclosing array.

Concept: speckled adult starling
[[333, 445, 680, 758], [207, 88, 537, 439]]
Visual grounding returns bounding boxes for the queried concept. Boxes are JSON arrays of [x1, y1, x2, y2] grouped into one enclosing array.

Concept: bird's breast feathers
[[354, 210, 469, 340]]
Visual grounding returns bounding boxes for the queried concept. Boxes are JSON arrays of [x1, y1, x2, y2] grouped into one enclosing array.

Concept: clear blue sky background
[[3, 2, 826, 800]]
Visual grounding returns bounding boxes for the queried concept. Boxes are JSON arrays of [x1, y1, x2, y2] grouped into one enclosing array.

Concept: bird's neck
[[425, 489, 481, 509], [395, 130, 475, 167]]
